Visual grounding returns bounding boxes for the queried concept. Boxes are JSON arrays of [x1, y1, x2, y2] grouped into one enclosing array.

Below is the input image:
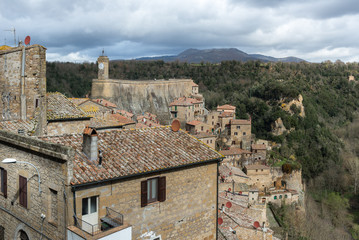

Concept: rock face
[[281, 94, 305, 117], [271, 117, 287, 136], [91, 79, 194, 124]]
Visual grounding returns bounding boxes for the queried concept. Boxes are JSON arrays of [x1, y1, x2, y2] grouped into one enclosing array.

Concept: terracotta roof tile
[[0, 120, 35, 135], [93, 99, 117, 108], [217, 104, 236, 111], [47, 92, 89, 120], [244, 164, 270, 170], [219, 112, 234, 118], [39, 127, 222, 185], [220, 147, 252, 156]]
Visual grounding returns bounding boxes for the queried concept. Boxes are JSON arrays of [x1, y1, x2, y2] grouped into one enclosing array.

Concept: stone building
[[206, 104, 236, 130], [185, 120, 213, 134], [0, 44, 47, 135], [193, 132, 217, 149], [251, 144, 267, 162], [229, 119, 252, 150], [169, 97, 206, 127], [243, 165, 272, 191], [0, 130, 74, 240], [219, 147, 252, 167], [0, 125, 223, 240]]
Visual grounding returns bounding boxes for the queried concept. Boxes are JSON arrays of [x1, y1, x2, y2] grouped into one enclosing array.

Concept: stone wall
[[47, 119, 90, 136], [0, 130, 73, 240], [0, 45, 47, 135], [91, 79, 194, 124], [74, 162, 218, 240]]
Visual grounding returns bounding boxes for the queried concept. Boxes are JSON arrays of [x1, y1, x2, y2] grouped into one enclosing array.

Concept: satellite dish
[[171, 119, 180, 132], [228, 188, 231, 192], [218, 217, 223, 225], [253, 221, 260, 229], [226, 201, 232, 208], [229, 172, 232, 176], [24, 36, 31, 46], [239, 191, 242, 195]]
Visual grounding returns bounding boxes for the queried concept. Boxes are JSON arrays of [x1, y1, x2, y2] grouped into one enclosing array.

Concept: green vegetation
[[47, 59, 359, 239]]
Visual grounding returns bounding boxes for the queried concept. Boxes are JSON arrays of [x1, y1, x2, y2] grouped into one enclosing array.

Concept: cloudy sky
[[1, 0, 359, 62]]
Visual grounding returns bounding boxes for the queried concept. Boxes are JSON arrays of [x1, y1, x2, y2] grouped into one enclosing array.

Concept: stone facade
[[0, 130, 73, 240], [47, 119, 91, 135], [229, 119, 252, 150], [74, 162, 218, 240], [0, 45, 47, 135]]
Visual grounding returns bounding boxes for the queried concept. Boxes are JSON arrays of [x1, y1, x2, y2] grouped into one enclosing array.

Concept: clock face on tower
[[99, 63, 104, 70]]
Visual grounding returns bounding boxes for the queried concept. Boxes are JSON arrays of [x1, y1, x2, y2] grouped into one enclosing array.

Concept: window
[[212, 116, 214, 119], [261, 169, 263, 172], [210, 140, 212, 143], [212, 121, 214, 125], [175, 106, 177, 111], [236, 126, 240, 129], [174, 113, 177, 118], [18, 230, 29, 240], [0, 225, 4, 240], [35, 98, 39, 108], [201, 126, 204, 131], [279, 195, 282, 199], [243, 132, 246, 136], [274, 196, 277, 200], [256, 169, 258, 172], [19, 175, 27, 208], [0, 168, 7, 198], [49, 189, 58, 225], [141, 176, 166, 207], [82, 196, 97, 216], [234, 132, 238, 136], [285, 194, 288, 198]]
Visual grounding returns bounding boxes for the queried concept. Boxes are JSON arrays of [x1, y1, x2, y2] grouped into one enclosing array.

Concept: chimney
[[83, 126, 98, 161]]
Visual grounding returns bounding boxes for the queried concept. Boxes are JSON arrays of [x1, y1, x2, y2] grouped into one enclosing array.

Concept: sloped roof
[[217, 104, 236, 111], [39, 126, 223, 185], [111, 114, 135, 125], [230, 119, 251, 125], [193, 132, 216, 139], [92, 99, 118, 108], [220, 147, 251, 156], [47, 92, 89, 121], [219, 112, 234, 118], [244, 164, 270, 170], [68, 98, 89, 106], [116, 109, 134, 118], [0, 120, 35, 135], [169, 97, 202, 106]]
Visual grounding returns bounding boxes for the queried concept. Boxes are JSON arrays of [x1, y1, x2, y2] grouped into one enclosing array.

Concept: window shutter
[[3, 169, 7, 198], [141, 180, 147, 207], [19, 176, 27, 208], [158, 176, 166, 202]]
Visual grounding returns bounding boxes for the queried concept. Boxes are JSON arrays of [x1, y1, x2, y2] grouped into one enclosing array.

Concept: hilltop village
[[0, 44, 304, 240]]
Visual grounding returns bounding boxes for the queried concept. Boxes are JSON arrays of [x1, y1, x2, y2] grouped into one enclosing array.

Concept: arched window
[[18, 230, 29, 240], [279, 195, 282, 199], [274, 196, 277, 200]]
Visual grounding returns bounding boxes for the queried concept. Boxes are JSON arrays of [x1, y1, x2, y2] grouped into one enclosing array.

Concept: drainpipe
[[20, 45, 26, 120]]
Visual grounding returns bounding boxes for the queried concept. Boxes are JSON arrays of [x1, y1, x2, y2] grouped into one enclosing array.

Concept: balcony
[[68, 207, 132, 240]]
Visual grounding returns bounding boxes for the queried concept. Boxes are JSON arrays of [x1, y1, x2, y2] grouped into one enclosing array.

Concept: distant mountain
[[134, 48, 305, 63]]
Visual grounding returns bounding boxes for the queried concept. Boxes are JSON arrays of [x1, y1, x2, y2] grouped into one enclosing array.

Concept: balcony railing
[[75, 207, 124, 236]]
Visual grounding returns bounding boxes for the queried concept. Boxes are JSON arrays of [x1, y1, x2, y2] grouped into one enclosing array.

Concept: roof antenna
[[102, 48, 105, 56], [4, 27, 16, 47]]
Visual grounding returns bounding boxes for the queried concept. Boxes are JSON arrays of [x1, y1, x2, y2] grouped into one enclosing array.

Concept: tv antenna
[[4, 27, 16, 47]]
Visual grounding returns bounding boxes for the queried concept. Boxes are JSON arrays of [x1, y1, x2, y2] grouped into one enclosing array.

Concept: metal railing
[[75, 207, 124, 236]]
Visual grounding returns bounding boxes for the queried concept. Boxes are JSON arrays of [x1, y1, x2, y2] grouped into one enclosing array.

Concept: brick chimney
[[83, 126, 98, 161]]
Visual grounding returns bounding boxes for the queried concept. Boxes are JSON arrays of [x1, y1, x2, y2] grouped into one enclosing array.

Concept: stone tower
[[97, 55, 109, 80]]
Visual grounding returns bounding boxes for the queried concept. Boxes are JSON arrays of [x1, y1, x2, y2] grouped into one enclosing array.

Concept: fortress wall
[[91, 79, 194, 124]]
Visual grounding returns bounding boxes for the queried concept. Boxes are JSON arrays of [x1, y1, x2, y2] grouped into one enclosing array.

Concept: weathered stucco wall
[[91, 79, 194, 124]]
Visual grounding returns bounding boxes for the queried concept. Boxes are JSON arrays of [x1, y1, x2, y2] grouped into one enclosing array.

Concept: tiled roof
[[116, 110, 134, 118], [191, 82, 198, 87], [217, 104, 236, 111], [169, 97, 202, 106], [230, 119, 251, 125], [92, 99, 118, 108], [110, 114, 135, 125], [47, 92, 89, 120], [39, 127, 223, 185], [135, 123, 148, 128], [220, 165, 248, 180], [186, 120, 202, 126], [68, 98, 89, 106], [244, 164, 270, 170], [89, 117, 129, 129], [220, 147, 251, 156], [251, 144, 266, 150], [0, 120, 35, 135]]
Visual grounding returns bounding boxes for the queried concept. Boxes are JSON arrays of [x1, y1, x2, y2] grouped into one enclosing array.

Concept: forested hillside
[[47, 59, 359, 239]]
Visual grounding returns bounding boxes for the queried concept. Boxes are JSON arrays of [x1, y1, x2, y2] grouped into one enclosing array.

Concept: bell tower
[[97, 51, 109, 80]]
